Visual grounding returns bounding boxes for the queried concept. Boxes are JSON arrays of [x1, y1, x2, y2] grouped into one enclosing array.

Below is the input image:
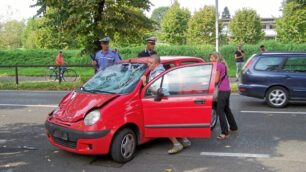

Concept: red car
[[45, 56, 217, 162]]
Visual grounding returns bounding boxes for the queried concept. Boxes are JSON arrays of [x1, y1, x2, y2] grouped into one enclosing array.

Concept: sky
[[148, 0, 283, 18], [0, 0, 38, 21], [0, 0, 283, 22]]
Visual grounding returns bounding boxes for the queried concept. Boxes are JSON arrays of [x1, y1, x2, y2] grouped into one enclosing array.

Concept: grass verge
[[231, 83, 238, 93], [0, 81, 83, 91]]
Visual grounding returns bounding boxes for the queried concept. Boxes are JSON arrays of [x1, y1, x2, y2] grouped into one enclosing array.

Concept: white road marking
[[0, 104, 57, 108], [241, 110, 306, 115], [200, 152, 270, 158]]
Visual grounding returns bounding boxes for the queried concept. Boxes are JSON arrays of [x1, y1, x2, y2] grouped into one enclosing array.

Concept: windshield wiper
[[80, 87, 116, 94], [80, 86, 94, 93], [90, 90, 116, 94]]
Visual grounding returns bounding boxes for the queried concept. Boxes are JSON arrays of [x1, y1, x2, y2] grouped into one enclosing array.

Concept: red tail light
[[242, 56, 255, 74], [239, 88, 247, 92]]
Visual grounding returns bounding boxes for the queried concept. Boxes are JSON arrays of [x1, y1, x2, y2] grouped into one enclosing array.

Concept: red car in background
[[45, 56, 217, 163]]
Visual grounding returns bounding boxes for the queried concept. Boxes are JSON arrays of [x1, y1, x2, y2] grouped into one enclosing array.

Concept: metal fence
[[0, 64, 93, 84]]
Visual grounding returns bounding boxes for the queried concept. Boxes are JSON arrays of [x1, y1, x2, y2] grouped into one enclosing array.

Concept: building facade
[[221, 18, 277, 38]]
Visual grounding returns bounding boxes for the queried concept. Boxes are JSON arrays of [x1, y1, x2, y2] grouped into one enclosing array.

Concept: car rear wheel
[[266, 86, 289, 108], [111, 128, 136, 163], [211, 105, 218, 130]]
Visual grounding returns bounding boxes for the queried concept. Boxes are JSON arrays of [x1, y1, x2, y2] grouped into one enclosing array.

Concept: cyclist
[[55, 51, 65, 78]]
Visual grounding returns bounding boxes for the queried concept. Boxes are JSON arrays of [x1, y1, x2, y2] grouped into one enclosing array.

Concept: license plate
[[53, 130, 68, 141]]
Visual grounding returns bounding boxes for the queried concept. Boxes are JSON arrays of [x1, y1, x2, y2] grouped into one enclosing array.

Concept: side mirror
[[154, 88, 164, 102]]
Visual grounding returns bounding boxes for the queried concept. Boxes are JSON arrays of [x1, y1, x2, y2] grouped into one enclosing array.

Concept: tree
[[276, 1, 306, 43], [0, 20, 25, 48], [32, 0, 153, 53], [160, 1, 190, 44], [229, 8, 264, 44], [187, 6, 223, 45], [22, 17, 64, 49], [286, 0, 306, 5], [221, 7, 231, 19], [22, 18, 40, 48], [151, 7, 169, 28]]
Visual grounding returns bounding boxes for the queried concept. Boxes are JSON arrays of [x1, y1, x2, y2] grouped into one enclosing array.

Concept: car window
[[163, 63, 176, 70], [254, 56, 284, 71], [145, 65, 212, 97], [283, 57, 306, 72]]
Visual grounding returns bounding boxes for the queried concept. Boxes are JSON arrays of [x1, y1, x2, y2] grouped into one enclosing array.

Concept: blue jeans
[[55, 66, 66, 78], [236, 62, 244, 80]]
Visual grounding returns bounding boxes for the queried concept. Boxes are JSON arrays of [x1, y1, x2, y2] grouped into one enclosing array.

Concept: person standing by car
[[234, 45, 245, 81], [55, 51, 65, 78], [141, 55, 191, 154], [259, 45, 266, 53], [210, 52, 238, 140], [92, 36, 121, 72], [138, 37, 157, 58]]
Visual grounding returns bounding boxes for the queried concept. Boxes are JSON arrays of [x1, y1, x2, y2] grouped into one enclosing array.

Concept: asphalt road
[[1, 90, 306, 172]]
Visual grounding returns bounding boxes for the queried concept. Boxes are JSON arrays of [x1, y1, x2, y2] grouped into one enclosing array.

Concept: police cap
[[146, 37, 156, 44], [99, 36, 110, 44]]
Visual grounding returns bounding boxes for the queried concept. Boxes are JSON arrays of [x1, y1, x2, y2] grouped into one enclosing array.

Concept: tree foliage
[[32, 0, 153, 53], [276, 1, 306, 43], [0, 20, 25, 48], [187, 6, 223, 45], [286, 0, 306, 5], [229, 8, 263, 44], [221, 6, 231, 19], [22, 17, 68, 49], [151, 7, 169, 28], [160, 1, 190, 44]]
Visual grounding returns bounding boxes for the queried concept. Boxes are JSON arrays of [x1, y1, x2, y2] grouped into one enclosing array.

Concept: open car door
[[141, 63, 216, 138]]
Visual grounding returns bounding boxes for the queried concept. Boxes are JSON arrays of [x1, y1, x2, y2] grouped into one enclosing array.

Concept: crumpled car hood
[[53, 91, 119, 122]]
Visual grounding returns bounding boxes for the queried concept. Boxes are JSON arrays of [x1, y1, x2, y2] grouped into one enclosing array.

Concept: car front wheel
[[266, 86, 289, 108], [111, 128, 137, 163]]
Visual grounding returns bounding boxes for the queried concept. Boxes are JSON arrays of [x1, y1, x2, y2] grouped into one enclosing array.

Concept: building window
[[269, 25, 274, 29]]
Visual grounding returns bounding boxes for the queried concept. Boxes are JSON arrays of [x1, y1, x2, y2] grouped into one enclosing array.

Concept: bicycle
[[45, 66, 78, 82]]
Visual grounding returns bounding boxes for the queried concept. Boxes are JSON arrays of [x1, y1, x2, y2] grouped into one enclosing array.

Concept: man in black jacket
[[138, 37, 157, 58], [234, 45, 245, 82]]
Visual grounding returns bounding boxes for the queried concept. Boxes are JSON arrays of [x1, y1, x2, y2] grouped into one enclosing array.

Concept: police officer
[[138, 37, 157, 58], [92, 36, 121, 72]]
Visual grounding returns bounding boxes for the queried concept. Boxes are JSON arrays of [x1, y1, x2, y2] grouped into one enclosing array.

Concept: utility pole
[[215, 0, 219, 52]]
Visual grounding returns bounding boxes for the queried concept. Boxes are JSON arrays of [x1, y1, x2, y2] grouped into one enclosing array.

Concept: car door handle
[[194, 99, 205, 104]]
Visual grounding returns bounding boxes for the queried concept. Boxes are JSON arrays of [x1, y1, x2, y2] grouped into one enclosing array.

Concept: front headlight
[[49, 106, 59, 116], [84, 109, 101, 126]]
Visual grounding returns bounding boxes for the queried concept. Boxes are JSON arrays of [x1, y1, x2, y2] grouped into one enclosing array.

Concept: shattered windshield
[[81, 63, 147, 94]]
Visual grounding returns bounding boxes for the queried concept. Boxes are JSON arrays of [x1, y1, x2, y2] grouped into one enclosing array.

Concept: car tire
[[111, 128, 137, 163], [266, 86, 289, 108], [211, 104, 218, 130]]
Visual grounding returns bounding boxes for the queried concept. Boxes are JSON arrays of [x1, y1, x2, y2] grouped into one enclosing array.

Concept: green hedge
[[0, 41, 305, 77], [0, 49, 88, 65]]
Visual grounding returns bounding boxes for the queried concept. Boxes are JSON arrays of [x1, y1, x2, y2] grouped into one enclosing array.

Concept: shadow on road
[[1, 111, 306, 172]]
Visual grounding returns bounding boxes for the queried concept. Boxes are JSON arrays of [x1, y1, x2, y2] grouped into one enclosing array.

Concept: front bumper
[[45, 121, 112, 155]]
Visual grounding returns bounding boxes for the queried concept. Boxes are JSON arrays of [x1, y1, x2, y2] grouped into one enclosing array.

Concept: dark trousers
[[216, 91, 238, 135]]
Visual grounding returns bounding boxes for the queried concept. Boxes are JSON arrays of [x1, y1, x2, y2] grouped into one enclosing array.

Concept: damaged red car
[[45, 56, 217, 163]]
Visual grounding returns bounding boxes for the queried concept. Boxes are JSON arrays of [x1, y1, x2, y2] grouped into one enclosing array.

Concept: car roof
[[121, 56, 205, 64], [259, 51, 306, 56]]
